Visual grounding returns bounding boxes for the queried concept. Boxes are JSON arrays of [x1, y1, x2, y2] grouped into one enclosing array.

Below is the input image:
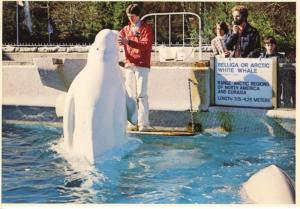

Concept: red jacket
[[120, 21, 153, 68]]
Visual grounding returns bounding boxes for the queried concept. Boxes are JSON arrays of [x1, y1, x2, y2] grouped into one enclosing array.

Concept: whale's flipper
[[126, 91, 138, 125], [241, 165, 295, 204], [63, 93, 75, 148]]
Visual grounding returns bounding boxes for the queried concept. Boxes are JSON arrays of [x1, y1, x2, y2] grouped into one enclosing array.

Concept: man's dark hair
[[126, 4, 141, 16], [216, 21, 229, 34], [264, 36, 277, 45]]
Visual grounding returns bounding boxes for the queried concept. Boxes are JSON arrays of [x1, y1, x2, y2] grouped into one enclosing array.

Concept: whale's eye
[[96, 48, 99, 51]]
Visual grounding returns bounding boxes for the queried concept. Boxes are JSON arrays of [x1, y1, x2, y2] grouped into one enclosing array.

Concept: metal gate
[[141, 12, 202, 60]]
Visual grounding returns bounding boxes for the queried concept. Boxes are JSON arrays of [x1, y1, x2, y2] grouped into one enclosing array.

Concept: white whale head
[[88, 29, 119, 63], [241, 164, 295, 204]]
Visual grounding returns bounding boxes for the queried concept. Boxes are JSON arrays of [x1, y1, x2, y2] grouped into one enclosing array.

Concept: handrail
[[141, 12, 202, 60]]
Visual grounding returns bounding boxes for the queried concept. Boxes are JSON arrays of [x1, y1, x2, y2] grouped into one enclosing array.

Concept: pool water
[[2, 121, 295, 203]]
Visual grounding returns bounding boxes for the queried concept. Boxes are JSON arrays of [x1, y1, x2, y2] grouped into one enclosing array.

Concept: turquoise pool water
[[2, 115, 295, 203]]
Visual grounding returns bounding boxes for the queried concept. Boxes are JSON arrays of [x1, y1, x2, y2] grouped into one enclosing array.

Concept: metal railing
[[2, 43, 90, 47], [141, 12, 202, 60]]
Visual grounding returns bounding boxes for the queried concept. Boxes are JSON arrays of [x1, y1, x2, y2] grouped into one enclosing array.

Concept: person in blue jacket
[[225, 5, 261, 58]]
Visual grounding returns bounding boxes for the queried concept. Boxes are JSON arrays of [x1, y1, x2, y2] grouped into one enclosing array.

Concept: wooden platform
[[128, 130, 195, 136], [4, 120, 196, 136]]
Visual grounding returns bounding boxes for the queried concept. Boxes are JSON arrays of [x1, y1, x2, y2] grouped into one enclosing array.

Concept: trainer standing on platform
[[118, 4, 153, 131]]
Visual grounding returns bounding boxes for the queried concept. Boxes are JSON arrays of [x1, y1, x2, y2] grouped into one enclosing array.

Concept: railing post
[[169, 15, 171, 46], [16, 4, 19, 45], [155, 15, 157, 61], [182, 14, 185, 47], [210, 56, 215, 105], [198, 17, 202, 60]]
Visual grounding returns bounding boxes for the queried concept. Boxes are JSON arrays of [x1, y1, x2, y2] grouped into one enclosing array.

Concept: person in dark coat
[[260, 36, 286, 107], [259, 36, 284, 59], [225, 5, 261, 58]]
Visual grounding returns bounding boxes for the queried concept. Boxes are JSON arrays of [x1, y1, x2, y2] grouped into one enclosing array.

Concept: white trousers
[[124, 66, 149, 127]]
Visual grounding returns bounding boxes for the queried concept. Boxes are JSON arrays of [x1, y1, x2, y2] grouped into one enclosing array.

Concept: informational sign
[[215, 57, 275, 108]]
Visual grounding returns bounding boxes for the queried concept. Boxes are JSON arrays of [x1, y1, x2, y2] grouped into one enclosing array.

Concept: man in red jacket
[[118, 4, 153, 131]]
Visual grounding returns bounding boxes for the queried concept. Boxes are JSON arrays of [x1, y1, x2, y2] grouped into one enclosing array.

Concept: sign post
[[214, 57, 277, 108]]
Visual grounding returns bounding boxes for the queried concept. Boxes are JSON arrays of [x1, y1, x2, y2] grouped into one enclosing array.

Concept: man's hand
[[118, 35, 128, 45], [232, 25, 240, 34], [224, 51, 231, 57]]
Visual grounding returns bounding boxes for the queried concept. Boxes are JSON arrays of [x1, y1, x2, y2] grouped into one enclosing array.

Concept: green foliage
[[201, 2, 236, 44], [247, 2, 296, 52], [2, 1, 296, 52], [189, 27, 199, 46], [111, 2, 132, 29], [2, 2, 17, 44], [218, 112, 233, 132], [50, 2, 115, 43]]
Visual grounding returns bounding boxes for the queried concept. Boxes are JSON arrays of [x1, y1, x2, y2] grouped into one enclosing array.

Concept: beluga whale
[[63, 29, 137, 165], [241, 164, 295, 204]]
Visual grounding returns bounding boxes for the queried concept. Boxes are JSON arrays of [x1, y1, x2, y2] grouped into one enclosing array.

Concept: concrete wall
[[148, 66, 209, 111], [3, 52, 88, 62], [3, 64, 63, 107], [2, 58, 210, 111], [3, 51, 213, 62], [2, 58, 295, 136]]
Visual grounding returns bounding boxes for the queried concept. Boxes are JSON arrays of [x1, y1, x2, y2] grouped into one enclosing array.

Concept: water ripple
[[2, 121, 295, 203]]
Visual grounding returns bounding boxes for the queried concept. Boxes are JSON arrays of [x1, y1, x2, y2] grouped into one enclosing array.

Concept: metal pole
[[199, 18, 202, 60], [47, 2, 50, 44], [188, 79, 194, 133], [169, 15, 171, 46], [155, 15, 157, 60], [182, 14, 185, 47], [16, 3, 19, 45]]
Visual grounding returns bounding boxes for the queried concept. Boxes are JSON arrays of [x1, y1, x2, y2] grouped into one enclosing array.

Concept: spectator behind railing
[[211, 21, 233, 58], [259, 36, 295, 108], [225, 5, 261, 58], [259, 36, 284, 60], [259, 36, 285, 106]]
